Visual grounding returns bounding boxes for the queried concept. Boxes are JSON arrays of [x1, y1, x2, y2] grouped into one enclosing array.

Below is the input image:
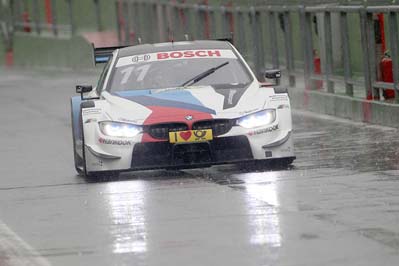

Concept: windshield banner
[[116, 49, 237, 68]]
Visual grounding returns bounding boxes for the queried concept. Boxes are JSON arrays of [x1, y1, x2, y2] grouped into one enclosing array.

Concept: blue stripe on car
[[114, 90, 216, 114]]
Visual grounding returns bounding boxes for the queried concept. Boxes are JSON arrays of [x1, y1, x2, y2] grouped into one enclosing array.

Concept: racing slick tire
[[79, 108, 120, 181], [71, 102, 84, 176], [268, 157, 295, 169], [237, 157, 295, 171]]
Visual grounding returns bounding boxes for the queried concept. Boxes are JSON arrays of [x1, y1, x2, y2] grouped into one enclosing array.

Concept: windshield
[[108, 49, 253, 92]]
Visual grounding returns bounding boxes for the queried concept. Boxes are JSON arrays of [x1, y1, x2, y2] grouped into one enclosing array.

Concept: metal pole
[[33, 0, 41, 34], [180, 6, 189, 39], [123, 1, 130, 45], [51, 0, 57, 36], [156, 2, 165, 42], [115, 0, 122, 45], [133, 2, 140, 44], [283, 11, 296, 87], [388, 12, 399, 103], [305, 12, 314, 78], [66, 0, 74, 35], [366, 12, 378, 99], [268, 11, 279, 69], [130, 1, 136, 44], [340, 11, 354, 96], [236, 9, 246, 53], [251, 7, 262, 78], [171, 4, 178, 41], [360, 10, 373, 99], [221, 6, 228, 34], [93, 0, 102, 32], [300, 8, 314, 90], [323, 11, 334, 93], [11, 0, 20, 31]]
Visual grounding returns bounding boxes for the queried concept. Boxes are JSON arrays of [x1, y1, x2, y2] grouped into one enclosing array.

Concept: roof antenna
[[168, 27, 174, 44]]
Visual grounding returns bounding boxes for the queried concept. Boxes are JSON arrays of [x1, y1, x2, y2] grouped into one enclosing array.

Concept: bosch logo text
[[157, 50, 222, 60]]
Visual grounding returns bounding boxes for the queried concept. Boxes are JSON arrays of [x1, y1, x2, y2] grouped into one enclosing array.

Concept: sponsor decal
[[92, 160, 103, 167], [82, 108, 101, 115], [132, 54, 151, 63], [99, 138, 132, 146], [185, 115, 193, 121], [116, 49, 237, 68], [248, 124, 279, 136], [269, 95, 288, 102], [213, 84, 249, 110], [157, 50, 221, 60], [169, 129, 213, 143]]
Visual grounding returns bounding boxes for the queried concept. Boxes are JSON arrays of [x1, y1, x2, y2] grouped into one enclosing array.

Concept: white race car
[[70, 40, 295, 178]]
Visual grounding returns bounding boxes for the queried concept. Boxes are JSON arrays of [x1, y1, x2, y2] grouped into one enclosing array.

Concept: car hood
[[102, 84, 271, 124]]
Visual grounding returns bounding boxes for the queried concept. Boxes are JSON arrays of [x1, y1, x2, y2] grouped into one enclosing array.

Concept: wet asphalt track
[[1, 69, 399, 266]]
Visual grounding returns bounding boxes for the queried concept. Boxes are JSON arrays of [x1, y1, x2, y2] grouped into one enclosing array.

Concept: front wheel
[[71, 101, 84, 176], [237, 157, 295, 171]]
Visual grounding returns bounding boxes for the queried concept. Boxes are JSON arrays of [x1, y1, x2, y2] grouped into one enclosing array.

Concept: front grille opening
[[147, 123, 188, 139], [193, 119, 234, 136], [173, 143, 212, 165]]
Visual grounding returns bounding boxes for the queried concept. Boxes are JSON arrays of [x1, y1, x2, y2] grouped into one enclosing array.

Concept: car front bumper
[[84, 129, 295, 173]]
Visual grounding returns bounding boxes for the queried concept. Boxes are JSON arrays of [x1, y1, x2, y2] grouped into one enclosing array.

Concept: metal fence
[[4, 0, 106, 36], [115, 0, 399, 103]]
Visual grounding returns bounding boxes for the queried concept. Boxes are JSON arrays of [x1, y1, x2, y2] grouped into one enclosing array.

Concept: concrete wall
[[0, 40, 4, 64], [289, 87, 399, 128], [12, 33, 93, 69]]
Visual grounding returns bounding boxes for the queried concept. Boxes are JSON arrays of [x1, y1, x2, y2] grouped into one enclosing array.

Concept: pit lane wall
[[11, 34, 93, 69], [0, 40, 4, 64], [289, 88, 399, 128]]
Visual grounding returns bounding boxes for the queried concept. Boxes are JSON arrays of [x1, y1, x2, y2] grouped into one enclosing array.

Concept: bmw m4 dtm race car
[[70, 40, 295, 178]]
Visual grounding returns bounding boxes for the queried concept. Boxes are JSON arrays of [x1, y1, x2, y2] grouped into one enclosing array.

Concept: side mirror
[[76, 85, 93, 94], [264, 69, 281, 86], [76, 85, 95, 100]]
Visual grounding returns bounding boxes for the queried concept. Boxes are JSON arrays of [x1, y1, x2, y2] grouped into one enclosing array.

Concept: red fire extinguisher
[[22, 11, 31, 32], [380, 51, 395, 99], [313, 49, 322, 90]]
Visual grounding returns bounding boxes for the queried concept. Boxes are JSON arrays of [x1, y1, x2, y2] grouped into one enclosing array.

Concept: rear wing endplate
[[92, 44, 127, 65]]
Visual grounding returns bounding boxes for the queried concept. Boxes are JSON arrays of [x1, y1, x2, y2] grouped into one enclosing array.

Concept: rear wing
[[92, 44, 127, 65]]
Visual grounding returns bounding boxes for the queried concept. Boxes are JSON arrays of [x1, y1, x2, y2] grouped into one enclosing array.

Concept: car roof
[[117, 40, 233, 58]]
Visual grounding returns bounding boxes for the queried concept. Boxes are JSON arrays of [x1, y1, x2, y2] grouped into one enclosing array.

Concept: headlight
[[99, 121, 142, 138], [236, 109, 276, 129]]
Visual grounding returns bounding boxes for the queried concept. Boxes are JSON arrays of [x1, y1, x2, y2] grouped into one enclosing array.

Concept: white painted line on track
[[0, 220, 51, 266]]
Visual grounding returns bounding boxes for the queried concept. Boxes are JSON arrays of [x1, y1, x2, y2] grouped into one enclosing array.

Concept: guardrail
[[115, 0, 399, 103]]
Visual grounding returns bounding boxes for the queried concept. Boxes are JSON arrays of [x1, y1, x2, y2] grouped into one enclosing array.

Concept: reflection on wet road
[[1, 70, 399, 265]]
